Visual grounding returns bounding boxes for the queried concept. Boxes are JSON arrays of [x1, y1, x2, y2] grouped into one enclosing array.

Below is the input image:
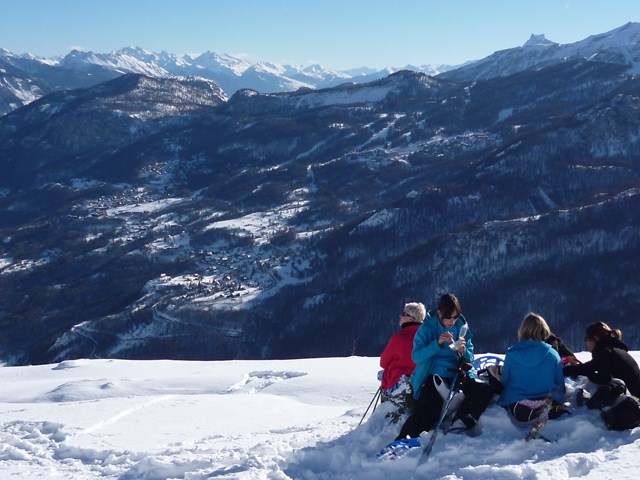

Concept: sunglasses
[[401, 312, 414, 318], [442, 314, 459, 321]]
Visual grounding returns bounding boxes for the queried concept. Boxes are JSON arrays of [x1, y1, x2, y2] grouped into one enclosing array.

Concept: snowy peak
[[559, 21, 640, 74], [59, 48, 170, 77], [249, 62, 289, 76], [283, 63, 352, 88], [442, 21, 640, 81], [522, 34, 558, 48], [118, 46, 155, 58], [583, 21, 640, 47], [238, 62, 313, 92], [191, 51, 251, 76], [343, 66, 379, 77]]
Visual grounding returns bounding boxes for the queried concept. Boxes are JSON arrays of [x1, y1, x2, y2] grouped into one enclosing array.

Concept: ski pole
[[371, 386, 381, 414], [419, 364, 464, 464], [359, 386, 382, 426]]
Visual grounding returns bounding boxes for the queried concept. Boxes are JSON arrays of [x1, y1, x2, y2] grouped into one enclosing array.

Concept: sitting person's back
[[500, 313, 565, 423]]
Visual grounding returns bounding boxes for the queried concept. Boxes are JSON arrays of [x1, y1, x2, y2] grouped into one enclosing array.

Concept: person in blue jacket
[[499, 312, 566, 423], [394, 293, 494, 440]]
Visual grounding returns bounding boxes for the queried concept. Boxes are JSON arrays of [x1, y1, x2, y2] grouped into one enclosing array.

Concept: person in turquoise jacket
[[499, 313, 566, 423], [394, 293, 494, 440]]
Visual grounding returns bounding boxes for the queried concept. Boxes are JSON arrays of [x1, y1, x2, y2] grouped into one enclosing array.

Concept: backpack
[[477, 364, 504, 395], [601, 395, 640, 431], [586, 379, 627, 409]]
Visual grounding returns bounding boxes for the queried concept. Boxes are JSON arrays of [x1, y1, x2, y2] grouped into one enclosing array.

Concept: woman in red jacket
[[379, 302, 425, 420]]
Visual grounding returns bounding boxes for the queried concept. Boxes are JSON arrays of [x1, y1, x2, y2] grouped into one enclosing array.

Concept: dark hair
[[438, 293, 462, 318], [585, 322, 622, 343]]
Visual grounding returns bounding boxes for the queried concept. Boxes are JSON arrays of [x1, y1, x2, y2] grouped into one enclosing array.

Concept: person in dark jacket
[[380, 302, 425, 395], [393, 293, 493, 440], [500, 313, 566, 423], [545, 334, 580, 367], [563, 322, 640, 399]]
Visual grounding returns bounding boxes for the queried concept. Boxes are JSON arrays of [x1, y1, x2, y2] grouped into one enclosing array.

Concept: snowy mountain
[[1, 39, 639, 367], [0, 45, 458, 116], [2, 22, 640, 118], [0, 353, 639, 479], [58, 47, 171, 77], [441, 21, 640, 81], [236, 62, 313, 92], [0, 48, 120, 115], [190, 51, 251, 76], [282, 63, 353, 88]]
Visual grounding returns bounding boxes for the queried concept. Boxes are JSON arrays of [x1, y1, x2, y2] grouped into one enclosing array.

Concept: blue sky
[[2, 0, 638, 70]]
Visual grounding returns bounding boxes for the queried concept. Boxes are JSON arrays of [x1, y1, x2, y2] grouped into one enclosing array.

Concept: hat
[[403, 302, 426, 323]]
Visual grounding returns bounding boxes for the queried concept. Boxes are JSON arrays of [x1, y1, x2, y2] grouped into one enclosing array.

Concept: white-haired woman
[[379, 302, 426, 420]]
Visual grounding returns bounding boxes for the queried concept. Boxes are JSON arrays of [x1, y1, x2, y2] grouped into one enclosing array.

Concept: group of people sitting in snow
[[378, 293, 640, 445]]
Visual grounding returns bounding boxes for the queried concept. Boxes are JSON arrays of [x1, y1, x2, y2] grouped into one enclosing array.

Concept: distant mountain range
[[0, 46, 456, 117], [0, 23, 639, 365], [3, 22, 639, 118], [3, 22, 639, 119]]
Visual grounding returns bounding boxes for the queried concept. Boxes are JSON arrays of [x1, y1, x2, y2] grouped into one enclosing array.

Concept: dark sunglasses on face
[[442, 313, 459, 321], [401, 312, 414, 318]]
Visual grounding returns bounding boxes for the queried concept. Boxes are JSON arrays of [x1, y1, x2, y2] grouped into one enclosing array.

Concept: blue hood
[[506, 340, 556, 368]]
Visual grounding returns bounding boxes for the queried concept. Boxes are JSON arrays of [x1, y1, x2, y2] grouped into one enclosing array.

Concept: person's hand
[[455, 338, 466, 353], [438, 332, 454, 345], [563, 356, 581, 366]]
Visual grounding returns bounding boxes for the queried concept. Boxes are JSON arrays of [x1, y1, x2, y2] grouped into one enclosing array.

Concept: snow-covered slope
[[59, 47, 171, 77], [190, 51, 252, 76], [0, 353, 638, 479], [441, 21, 640, 81]]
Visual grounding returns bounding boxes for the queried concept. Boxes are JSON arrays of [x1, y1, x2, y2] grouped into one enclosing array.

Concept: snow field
[[0, 354, 638, 479]]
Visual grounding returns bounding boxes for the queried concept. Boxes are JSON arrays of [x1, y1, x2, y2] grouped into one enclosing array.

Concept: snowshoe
[[377, 437, 421, 460]]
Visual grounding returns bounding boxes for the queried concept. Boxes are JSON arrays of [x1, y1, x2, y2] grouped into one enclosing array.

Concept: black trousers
[[505, 399, 565, 423], [395, 374, 494, 440]]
